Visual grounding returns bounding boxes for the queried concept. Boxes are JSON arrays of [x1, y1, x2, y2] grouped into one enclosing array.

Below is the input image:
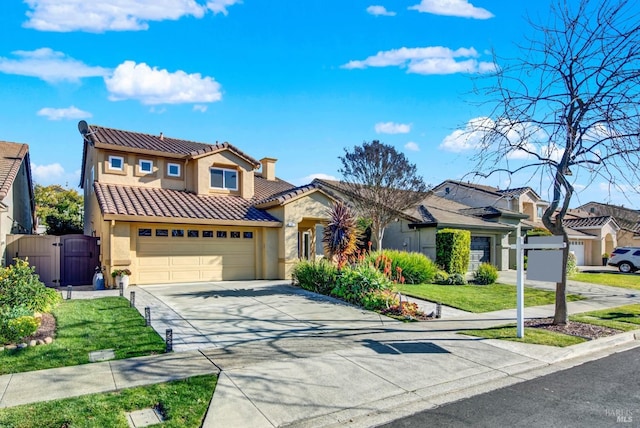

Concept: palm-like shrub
[[323, 201, 360, 268], [366, 250, 438, 284]]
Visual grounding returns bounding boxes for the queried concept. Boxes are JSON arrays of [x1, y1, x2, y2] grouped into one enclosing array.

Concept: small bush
[[361, 289, 399, 311], [446, 273, 467, 285], [331, 264, 393, 306], [0, 259, 62, 313], [567, 251, 578, 276], [366, 250, 438, 284], [292, 259, 337, 295], [434, 270, 449, 284], [1, 315, 40, 344], [474, 263, 498, 285]]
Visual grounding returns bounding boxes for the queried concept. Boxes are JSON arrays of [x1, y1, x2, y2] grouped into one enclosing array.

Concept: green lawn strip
[[570, 273, 640, 290], [396, 283, 584, 313], [0, 374, 216, 428], [569, 304, 640, 332], [458, 325, 587, 347], [0, 297, 166, 375]]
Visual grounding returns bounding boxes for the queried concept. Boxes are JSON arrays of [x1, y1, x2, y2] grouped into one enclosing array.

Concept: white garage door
[[136, 226, 256, 284], [569, 240, 584, 265]]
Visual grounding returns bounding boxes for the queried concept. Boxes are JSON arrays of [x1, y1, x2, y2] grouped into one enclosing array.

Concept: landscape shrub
[[0, 259, 61, 313], [446, 273, 467, 285], [434, 270, 449, 284], [291, 259, 337, 295], [436, 229, 471, 274], [566, 251, 578, 276], [473, 263, 498, 285], [360, 289, 399, 311], [367, 250, 438, 284], [331, 264, 393, 306], [0, 315, 40, 344]]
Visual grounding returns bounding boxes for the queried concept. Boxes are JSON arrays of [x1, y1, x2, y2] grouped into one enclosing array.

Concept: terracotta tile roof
[[94, 183, 281, 224], [254, 182, 332, 208], [253, 173, 295, 200], [86, 125, 260, 166], [0, 141, 29, 200], [577, 202, 640, 232], [497, 186, 542, 200], [410, 194, 514, 230]]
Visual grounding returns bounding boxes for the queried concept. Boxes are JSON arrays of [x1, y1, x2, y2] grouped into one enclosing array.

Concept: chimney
[[159, 132, 164, 141], [260, 157, 277, 181]]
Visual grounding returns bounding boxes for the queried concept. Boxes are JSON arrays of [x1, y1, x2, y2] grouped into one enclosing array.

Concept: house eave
[[102, 214, 282, 228]]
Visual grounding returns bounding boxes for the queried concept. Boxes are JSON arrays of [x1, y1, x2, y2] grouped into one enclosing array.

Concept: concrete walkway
[[0, 274, 639, 427]]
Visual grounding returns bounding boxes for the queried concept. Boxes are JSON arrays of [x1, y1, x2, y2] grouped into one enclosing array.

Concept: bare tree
[[339, 140, 428, 250], [471, 0, 640, 324]]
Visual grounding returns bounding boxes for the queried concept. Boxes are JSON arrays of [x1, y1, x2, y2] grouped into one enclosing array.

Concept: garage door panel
[[136, 229, 256, 284]]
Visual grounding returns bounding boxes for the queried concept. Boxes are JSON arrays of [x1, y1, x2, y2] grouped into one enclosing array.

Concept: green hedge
[[436, 229, 470, 274], [366, 250, 438, 284], [291, 259, 337, 295]]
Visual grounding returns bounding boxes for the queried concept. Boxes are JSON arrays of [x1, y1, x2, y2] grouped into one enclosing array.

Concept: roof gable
[[0, 141, 30, 200]]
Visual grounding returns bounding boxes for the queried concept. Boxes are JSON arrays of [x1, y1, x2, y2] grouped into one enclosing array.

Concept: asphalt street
[[382, 347, 640, 428]]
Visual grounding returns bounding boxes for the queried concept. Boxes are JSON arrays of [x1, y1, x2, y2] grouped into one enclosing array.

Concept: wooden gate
[[6, 234, 100, 287]]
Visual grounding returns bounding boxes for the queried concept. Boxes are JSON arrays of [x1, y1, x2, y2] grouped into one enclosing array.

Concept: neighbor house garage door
[[469, 236, 491, 271], [136, 226, 256, 284], [569, 240, 584, 266]]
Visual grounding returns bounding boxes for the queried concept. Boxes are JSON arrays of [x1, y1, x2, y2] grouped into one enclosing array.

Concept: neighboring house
[[80, 124, 334, 285], [431, 180, 619, 266], [0, 141, 35, 266], [578, 202, 639, 247], [313, 178, 520, 271]]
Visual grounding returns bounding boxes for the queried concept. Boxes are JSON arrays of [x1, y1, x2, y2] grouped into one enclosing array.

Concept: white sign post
[[510, 235, 566, 338]]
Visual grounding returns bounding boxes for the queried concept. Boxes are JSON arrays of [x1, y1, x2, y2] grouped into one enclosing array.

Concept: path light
[[145, 307, 151, 326], [130, 291, 135, 308], [119, 282, 124, 296], [66, 285, 72, 300], [166, 329, 173, 352], [436, 303, 442, 319]]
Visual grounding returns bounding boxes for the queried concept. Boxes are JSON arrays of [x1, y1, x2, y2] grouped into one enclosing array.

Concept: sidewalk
[[0, 276, 639, 428]]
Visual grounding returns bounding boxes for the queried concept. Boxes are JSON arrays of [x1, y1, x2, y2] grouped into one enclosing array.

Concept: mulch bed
[[24, 313, 57, 342], [524, 317, 621, 340]]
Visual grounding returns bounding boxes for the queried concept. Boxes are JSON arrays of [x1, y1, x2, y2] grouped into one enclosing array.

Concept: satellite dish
[[78, 120, 89, 135]]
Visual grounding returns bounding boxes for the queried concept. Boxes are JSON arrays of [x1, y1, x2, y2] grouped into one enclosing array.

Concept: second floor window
[[210, 167, 238, 190], [139, 159, 153, 173], [167, 163, 181, 177], [108, 155, 124, 171]]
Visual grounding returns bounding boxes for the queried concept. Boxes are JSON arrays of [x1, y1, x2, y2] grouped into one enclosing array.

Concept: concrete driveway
[[132, 280, 402, 359]]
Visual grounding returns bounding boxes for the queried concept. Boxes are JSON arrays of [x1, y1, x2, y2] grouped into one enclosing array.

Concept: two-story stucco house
[[0, 141, 35, 266], [79, 123, 334, 286]]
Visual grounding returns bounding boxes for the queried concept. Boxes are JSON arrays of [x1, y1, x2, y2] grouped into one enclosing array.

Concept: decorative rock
[[36, 339, 44, 345], [17, 343, 27, 349], [44, 337, 53, 344], [0, 346, 4, 352], [5, 344, 16, 350], [29, 340, 37, 347]]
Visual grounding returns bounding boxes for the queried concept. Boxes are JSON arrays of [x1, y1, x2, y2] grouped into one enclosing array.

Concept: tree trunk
[[553, 234, 569, 325]]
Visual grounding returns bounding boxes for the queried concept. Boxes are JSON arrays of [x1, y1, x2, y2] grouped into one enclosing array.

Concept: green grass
[[0, 374, 216, 428], [0, 297, 166, 374], [570, 304, 640, 332], [396, 283, 584, 313], [570, 272, 640, 290], [459, 325, 587, 347]]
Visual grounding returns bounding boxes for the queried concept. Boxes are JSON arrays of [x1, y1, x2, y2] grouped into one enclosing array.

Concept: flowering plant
[[111, 268, 132, 278]]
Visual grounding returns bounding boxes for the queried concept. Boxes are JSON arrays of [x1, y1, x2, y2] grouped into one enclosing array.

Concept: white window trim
[[108, 155, 124, 171], [138, 159, 153, 173], [210, 167, 238, 190], [167, 162, 181, 177]]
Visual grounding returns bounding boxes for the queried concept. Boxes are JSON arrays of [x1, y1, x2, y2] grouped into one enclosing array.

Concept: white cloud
[[366, 5, 396, 16], [0, 48, 109, 83], [193, 104, 208, 112], [206, 0, 242, 15], [37, 106, 91, 120], [408, 0, 494, 19], [303, 173, 338, 183], [405, 141, 420, 151], [439, 117, 491, 152], [104, 61, 222, 105], [342, 46, 495, 75], [23, 0, 208, 32], [31, 163, 64, 182], [375, 122, 411, 134]]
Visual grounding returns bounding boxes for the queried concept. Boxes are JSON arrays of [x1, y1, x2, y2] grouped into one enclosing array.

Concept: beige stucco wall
[[274, 192, 332, 280], [194, 151, 255, 198]]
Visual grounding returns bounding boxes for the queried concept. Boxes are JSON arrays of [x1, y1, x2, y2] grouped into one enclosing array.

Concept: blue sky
[[0, 0, 636, 208]]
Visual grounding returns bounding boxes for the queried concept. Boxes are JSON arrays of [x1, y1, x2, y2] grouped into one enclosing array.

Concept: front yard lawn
[[569, 304, 640, 331], [571, 272, 640, 290], [458, 325, 587, 347], [396, 283, 584, 313], [0, 297, 166, 375], [0, 374, 216, 428]]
